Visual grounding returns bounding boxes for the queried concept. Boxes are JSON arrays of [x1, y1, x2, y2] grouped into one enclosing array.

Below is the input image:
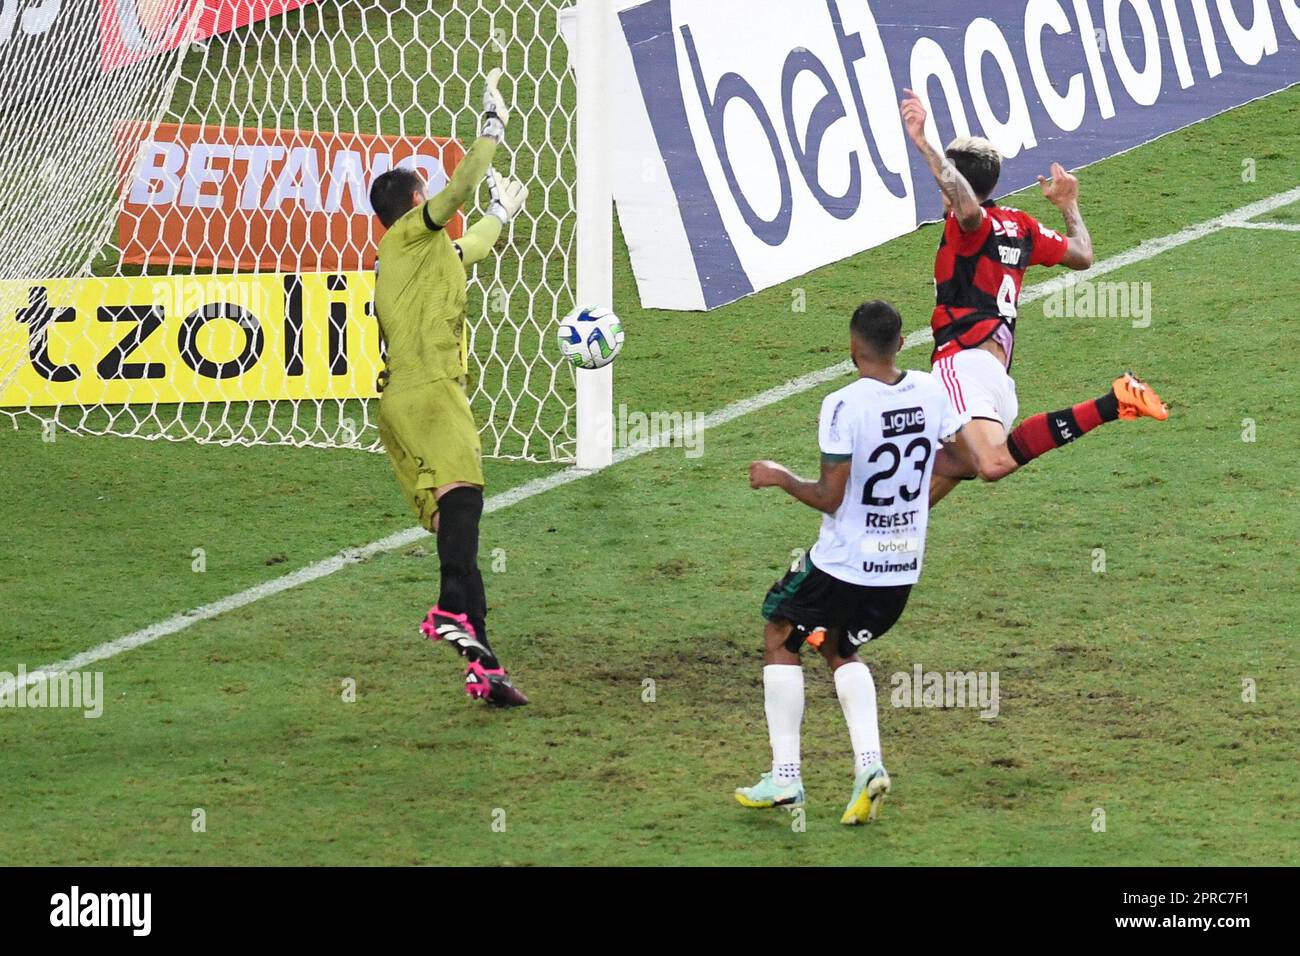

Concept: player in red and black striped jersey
[[899, 90, 1169, 505], [932, 188, 1071, 370]]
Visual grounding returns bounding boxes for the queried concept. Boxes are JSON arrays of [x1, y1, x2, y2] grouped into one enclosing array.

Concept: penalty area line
[[5, 183, 1299, 693]]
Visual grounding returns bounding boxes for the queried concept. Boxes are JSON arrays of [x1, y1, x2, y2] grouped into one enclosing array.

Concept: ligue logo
[[881, 406, 925, 438]]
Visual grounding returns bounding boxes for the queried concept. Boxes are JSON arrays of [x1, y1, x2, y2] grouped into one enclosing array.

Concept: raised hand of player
[[1038, 162, 1079, 208], [900, 88, 930, 146], [750, 460, 790, 490], [486, 170, 528, 224], [481, 68, 510, 143]]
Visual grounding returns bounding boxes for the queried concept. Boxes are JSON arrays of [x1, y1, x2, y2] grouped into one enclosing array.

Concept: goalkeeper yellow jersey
[[373, 205, 471, 392]]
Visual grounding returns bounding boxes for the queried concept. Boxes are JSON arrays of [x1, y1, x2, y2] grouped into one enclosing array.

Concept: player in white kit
[[736, 301, 969, 824]]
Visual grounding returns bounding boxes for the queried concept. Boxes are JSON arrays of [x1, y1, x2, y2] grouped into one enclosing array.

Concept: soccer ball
[[557, 305, 624, 370]]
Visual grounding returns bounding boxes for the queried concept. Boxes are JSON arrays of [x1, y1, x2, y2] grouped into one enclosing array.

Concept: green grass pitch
[[0, 13, 1298, 864]]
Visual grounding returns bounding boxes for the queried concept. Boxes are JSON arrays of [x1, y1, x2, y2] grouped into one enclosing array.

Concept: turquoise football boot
[[735, 771, 805, 809], [840, 761, 891, 824]]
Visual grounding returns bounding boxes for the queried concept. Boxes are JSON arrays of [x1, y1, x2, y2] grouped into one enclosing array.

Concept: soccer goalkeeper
[[368, 69, 530, 707]]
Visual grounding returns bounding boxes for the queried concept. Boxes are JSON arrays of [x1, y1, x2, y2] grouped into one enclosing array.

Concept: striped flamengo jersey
[[930, 203, 1070, 371]]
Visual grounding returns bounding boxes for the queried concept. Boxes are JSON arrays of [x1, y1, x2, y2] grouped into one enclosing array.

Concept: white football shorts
[[933, 348, 1019, 435]]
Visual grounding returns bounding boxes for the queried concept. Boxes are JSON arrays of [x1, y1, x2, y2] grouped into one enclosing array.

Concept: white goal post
[[573, 0, 615, 470], [0, 0, 620, 467]]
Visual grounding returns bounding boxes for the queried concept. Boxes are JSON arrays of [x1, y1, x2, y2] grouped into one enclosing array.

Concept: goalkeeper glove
[[486, 170, 528, 224], [481, 68, 510, 143]]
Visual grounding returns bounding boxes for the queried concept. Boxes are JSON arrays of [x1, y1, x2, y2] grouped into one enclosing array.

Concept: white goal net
[[0, 0, 579, 462]]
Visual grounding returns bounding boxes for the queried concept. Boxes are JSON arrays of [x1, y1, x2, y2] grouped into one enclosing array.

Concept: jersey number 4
[[997, 274, 1018, 318], [862, 438, 933, 506]]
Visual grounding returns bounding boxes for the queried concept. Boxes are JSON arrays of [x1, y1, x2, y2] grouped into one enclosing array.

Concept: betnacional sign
[[604, 0, 1300, 310]]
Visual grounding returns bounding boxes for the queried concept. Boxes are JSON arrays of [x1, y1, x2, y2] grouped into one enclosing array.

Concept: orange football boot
[[1112, 371, 1169, 421]]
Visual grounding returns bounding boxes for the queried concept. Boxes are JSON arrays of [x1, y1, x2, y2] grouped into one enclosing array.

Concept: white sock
[[763, 664, 804, 783], [834, 660, 882, 776]]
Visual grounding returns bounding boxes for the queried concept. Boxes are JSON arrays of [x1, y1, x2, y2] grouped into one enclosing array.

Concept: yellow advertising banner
[[0, 273, 382, 407]]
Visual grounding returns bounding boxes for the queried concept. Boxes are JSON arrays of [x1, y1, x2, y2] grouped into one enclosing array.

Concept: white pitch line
[[5, 184, 1299, 693], [1226, 219, 1300, 232], [1019, 185, 1300, 305]]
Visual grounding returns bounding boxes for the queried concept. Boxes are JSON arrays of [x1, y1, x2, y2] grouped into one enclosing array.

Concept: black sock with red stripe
[[1007, 390, 1120, 466]]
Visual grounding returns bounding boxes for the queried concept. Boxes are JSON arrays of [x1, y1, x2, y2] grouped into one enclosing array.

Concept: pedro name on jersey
[[810, 372, 968, 587], [931, 205, 1069, 368]]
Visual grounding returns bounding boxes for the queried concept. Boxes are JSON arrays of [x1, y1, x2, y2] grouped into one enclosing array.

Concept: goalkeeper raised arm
[[368, 68, 530, 708]]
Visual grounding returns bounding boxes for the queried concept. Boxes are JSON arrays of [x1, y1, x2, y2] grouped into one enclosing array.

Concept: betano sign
[[0, 272, 382, 406], [610, 0, 1300, 310], [117, 122, 464, 272]]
